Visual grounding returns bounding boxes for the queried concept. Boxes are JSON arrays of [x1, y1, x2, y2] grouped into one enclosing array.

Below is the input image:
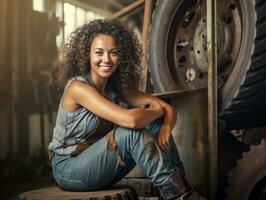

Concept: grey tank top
[[48, 74, 118, 155]]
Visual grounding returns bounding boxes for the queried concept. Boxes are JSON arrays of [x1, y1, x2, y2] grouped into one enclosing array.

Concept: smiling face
[[89, 34, 119, 81]]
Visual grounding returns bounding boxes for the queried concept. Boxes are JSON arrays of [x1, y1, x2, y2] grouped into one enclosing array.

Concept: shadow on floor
[[0, 176, 55, 200]]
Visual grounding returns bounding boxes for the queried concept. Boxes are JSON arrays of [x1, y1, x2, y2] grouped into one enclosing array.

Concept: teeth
[[99, 66, 111, 71]]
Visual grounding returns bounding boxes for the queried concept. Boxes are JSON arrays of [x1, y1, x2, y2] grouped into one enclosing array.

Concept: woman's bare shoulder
[[61, 80, 95, 112]]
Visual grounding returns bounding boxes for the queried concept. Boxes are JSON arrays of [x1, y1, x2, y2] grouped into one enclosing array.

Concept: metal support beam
[[207, 0, 218, 199], [140, 0, 153, 91], [65, 0, 111, 17], [153, 87, 207, 98], [107, 0, 145, 20], [15, 0, 31, 158], [2, 0, 14, 157]]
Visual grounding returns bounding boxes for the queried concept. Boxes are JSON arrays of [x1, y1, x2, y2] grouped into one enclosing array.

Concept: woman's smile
[[98, 65, 113, 71]]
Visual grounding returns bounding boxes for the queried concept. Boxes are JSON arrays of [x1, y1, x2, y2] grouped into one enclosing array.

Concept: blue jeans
[[51, 119, 189, 199]]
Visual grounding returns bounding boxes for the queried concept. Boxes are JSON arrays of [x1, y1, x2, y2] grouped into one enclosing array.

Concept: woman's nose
[[103, 53, 110, 63]]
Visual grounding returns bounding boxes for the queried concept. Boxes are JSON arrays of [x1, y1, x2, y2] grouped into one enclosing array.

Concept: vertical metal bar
[[140, 0, 153, 91], [207, 0, 217, 199], [16, 0, 31, 158], [4, 0, 14, 156]]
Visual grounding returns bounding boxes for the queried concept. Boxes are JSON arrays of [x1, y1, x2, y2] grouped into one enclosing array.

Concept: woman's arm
[[124, 90, 177, 129], [124, 90, 177, 150], [62, 81, 164, 129]]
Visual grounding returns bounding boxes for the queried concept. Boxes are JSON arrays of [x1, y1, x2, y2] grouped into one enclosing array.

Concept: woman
[[48, 19, 205, 200]]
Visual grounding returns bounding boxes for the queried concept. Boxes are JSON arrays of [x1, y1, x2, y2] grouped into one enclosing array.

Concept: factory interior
[[0, 0, 265, 199]]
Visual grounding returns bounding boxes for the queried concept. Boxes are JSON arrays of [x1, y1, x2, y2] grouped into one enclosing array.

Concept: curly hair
[[57, 19, 143, 98]]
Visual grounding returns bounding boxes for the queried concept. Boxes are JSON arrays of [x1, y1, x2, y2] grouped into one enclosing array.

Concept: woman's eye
[[95, 51, 103, 55], [110, 51, 118, 56]]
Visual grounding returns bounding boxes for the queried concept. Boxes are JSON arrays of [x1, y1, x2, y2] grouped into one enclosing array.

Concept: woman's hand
[[144, 101, 164, 116], [157, 124, 171, 151]]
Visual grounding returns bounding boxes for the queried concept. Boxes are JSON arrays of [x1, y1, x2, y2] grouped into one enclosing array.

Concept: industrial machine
[[148, 0, 266, 199]]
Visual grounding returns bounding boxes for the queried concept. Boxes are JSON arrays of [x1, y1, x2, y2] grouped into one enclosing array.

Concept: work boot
[[157, 168, 206, 200], [176, 188, 206, 200]]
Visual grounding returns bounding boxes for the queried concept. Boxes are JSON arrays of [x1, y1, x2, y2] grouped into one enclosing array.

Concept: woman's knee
[[114, 127, 153, 145], [145, 118, 163, 136], [115, 127, 143, 140]]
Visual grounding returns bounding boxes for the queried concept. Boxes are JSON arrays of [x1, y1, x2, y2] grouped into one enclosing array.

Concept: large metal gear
[[226, 139, 266, 200]]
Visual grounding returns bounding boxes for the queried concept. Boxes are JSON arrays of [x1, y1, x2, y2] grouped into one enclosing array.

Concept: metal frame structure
[[207, 0, 217, 199]]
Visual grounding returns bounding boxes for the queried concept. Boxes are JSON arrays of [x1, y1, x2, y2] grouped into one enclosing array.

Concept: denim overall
[[48, 75, 189, 200]]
